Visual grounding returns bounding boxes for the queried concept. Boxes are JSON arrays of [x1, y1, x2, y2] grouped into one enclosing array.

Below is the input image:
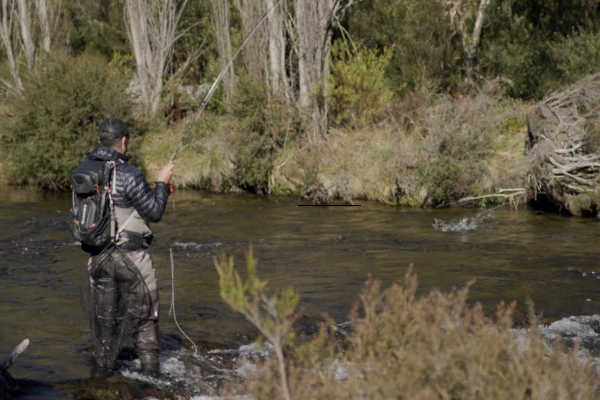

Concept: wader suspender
[[106, 161, 117, 247]]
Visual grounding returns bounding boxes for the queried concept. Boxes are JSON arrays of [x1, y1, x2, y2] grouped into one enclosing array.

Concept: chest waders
[[88, 207, 159, 375]]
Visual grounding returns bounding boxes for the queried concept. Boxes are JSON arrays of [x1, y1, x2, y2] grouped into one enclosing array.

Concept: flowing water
[[1, 190, 600, 398]]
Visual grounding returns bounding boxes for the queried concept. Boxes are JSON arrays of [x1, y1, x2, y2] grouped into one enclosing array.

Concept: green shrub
[[549, 30, 600, 87], [329, 41, 393, 129], [347, 0, 462, 93], [230, 72, 297, 194], [1, 53, 135, 190]]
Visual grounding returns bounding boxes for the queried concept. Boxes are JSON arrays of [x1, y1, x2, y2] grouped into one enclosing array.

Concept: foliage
[[549, 29, 600, 87], [328, 41, 393, 128], [225, 267, 599, 400], [479, 0, 600, 99], [346, 0, 462, 93], [230, 73, 297, 194], [66, 0, 129, 57], [1, 53, 135, 190], [214, 248, 298, 400]]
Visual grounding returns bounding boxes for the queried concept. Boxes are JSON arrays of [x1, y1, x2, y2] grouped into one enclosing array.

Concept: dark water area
[[1, 189, 600, 388]]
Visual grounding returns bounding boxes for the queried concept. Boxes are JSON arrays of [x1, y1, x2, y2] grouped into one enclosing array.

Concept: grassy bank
[[137, 87, 529, 207]]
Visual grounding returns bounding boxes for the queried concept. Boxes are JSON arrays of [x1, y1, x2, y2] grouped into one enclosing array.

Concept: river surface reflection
[[1, 189, 599, 382]]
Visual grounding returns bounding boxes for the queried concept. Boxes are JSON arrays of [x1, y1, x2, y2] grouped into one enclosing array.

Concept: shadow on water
[[2, 190, 600, 397]]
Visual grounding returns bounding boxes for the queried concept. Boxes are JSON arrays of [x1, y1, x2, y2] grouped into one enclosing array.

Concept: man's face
[[121, 136, 129, 155]]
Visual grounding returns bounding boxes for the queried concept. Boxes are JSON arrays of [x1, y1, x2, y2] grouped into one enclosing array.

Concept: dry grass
[[273, 86, 528, 206], [225, 270, 599, 400], [136, 115, 237, 190], [132, 84, 528, 207]]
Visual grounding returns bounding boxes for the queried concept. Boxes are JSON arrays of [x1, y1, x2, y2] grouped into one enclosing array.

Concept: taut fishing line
[[169, 247, 198, 354]]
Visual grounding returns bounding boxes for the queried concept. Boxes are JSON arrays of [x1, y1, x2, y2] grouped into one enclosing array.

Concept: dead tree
[[125, 0, 188, 116], [211, 0, 235, 103], [527, 73, 600, 216]]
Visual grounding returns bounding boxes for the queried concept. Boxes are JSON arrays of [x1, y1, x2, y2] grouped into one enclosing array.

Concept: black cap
[[98, 118, 129, 142]]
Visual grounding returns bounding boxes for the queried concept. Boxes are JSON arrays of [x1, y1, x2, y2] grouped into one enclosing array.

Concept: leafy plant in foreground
[[214, 248, 299, 400]]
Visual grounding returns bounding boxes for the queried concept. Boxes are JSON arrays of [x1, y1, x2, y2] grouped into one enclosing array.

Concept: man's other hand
[[158, 161, 175, 184]]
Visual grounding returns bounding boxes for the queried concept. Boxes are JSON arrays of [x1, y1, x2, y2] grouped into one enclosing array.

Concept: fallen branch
[[458, 191, 527, 203]]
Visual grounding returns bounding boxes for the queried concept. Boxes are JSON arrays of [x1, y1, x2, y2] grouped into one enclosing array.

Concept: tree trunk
[[36, 0, 51, 53], [16, 0, 34, 69], [235, 0, 268, 82], [125, 0, 188, 116], [0, 0, 22, 90], [265, 0, 288, 101], [211, 0, 235, 103], [294, 0, 334, 142], [465, 0, 491, 80]]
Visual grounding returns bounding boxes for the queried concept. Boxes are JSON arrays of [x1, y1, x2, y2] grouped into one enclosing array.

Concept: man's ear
[[121, 136, 127, 149]]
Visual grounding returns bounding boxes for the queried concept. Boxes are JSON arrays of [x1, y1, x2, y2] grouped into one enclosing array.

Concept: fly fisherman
[[73, 118, 174, 377]]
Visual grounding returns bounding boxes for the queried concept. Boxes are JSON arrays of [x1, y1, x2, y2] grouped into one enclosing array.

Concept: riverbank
[[137, 87, 529, 208]]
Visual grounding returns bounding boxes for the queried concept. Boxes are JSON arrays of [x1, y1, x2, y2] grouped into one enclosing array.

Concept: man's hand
[[158, 161, 175, 184]]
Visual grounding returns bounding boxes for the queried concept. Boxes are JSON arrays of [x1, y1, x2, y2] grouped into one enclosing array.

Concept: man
[[80, 118, 174, 376]]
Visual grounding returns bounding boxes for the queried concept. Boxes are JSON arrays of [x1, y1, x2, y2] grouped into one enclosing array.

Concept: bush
[[549, 30, 600, 87], [346, 0, 462, 93], [328, 41, 393, 129], [230, 72, 297, 194], [1, 53, 135, 190], [415, 88, 525, 207], [223, 267, 599, 400]]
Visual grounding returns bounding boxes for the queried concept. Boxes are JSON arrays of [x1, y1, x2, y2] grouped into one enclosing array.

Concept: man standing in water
[[76, 118, 174, 376]]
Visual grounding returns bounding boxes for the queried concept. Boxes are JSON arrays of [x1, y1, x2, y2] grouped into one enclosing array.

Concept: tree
[[294, 0, 355, 142], [211, 0, 235, 103], [125, 0, 188, 116], [0, 0, 59, 91], [447, 0, 492, 81]]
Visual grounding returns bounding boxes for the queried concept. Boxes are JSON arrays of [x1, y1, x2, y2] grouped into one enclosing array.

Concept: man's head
[[98, 118, 129, 154]]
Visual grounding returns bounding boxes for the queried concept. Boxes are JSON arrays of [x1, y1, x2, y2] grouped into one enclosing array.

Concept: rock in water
[[527, 73, 600, 216]]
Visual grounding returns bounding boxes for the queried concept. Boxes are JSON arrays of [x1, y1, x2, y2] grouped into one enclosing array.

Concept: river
[[1, 190, 599, 397]]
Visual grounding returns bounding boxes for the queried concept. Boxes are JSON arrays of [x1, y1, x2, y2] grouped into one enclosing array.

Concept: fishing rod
[[169, 0, 283, 162]]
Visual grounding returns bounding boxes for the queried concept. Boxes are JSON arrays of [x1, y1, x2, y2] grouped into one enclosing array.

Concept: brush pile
[[527, 73, 600, 216]]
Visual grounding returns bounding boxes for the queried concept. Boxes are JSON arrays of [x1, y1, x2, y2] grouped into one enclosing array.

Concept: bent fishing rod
[[169, 0, 282, 162]]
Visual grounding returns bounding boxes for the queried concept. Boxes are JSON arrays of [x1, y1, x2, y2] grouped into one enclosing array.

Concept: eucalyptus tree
[[0, 0, 59, 91], [125, 0, 188, 116]]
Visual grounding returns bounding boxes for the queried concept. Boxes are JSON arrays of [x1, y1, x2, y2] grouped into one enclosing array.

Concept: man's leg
[[88, 254, 118, 373], [123, 249, 160, 376]]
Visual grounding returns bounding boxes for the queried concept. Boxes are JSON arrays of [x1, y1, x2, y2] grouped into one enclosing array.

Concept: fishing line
[[169, 247, 198, 354], [169, 0, 283, 162]]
